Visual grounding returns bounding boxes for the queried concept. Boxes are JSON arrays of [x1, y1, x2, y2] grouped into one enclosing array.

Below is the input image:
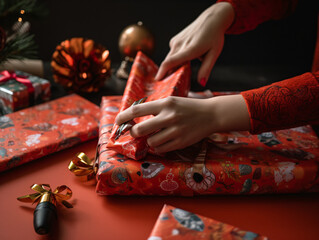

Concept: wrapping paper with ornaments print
[[148, 204, 268, 240], [106, 51, 191, 160], [96, 95, 319, 195], [0, 94, 99, 172], [0, 70, 51, 115]]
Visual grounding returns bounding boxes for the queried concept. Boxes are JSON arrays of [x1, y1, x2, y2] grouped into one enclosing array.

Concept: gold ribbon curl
[[17, 184, 73, 208], [68, 152, 97, 180]]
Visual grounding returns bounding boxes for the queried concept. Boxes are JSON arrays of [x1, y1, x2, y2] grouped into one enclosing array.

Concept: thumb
[[197, 48, 220, 87], [155, 47, 199, 81]]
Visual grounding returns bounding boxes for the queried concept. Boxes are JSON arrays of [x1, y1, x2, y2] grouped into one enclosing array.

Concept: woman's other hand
[[155, 2, 234, 87]]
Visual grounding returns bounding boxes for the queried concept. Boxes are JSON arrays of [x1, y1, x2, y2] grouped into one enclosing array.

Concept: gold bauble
[[118, 21, 155, 59]]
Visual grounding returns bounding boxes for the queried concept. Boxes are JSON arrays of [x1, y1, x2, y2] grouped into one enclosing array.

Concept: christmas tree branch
[[0, 33, 38, 65]]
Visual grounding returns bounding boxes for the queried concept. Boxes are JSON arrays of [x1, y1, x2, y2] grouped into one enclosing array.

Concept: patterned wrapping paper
[[0, 94, 99, 172], [148, 204, 268, 240], [96, 95, 319, 195], [106, 51, 191, 160], [0, 70, 51, 115]]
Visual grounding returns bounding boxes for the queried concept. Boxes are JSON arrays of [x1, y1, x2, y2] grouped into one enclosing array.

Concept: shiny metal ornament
[[118, 21, 155, 59], [117, 22, 155, 80]]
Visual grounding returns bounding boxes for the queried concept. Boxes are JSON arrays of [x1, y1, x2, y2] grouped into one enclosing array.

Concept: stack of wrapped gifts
[[94, 52, 319, 196]]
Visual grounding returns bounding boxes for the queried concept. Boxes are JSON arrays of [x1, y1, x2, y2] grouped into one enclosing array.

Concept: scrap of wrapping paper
[[0, 94, 99, 172], [148, 204, 268, 240], [106, 51, 191, 160], [96, 95, 319, 196]]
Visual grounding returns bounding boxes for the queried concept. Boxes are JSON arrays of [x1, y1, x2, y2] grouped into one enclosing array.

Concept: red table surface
[[1, 139, 319, 240]]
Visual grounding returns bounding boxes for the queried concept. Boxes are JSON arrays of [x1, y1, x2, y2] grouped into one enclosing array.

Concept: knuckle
[[147, 138, 156, 148], [186, 44, 196, 53], [169, 38, 175, 48], [129, 105, 140, 116], [169, 37, 178, 47], [164, 96, 177, 107], [132, 124, 144, 137]]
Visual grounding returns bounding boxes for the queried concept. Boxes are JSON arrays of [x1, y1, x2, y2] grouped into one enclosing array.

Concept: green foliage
[[0, 0, 48, 65], [0, 33, 37, 64]]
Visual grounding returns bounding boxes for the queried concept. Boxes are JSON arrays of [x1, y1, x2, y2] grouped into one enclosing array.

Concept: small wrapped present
[[0, 70, 51, 115], [148, 204, 268, 239], [0, 94, 99, 172], [95, 95, 319, 195], [106, 51, 191, 160]]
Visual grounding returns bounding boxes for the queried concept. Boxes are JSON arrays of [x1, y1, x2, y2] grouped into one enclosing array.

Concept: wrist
[[208, 2, 235, 33], [208, 94, 251, 132]]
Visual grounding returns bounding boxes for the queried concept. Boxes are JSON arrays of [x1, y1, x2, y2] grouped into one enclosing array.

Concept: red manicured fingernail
[[199, 77, 207, 87]]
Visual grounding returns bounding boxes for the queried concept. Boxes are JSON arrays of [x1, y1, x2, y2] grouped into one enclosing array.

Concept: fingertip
[[115, 112, 124, 125], [146, 137, 155, 148], [114, 117, 121, 125], [197, 50, 218, 87], [156, 56, 178, 81], [154, 71, 163, 81], [129, 126, 139, 138], [197, 65, 213, 87], [198, 77, 207, 87], [155, 65, 167, 81], [153, 147, 163, 154]]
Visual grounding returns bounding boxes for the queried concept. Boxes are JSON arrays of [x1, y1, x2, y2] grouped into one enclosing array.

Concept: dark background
[[31, 0, 319, 93]]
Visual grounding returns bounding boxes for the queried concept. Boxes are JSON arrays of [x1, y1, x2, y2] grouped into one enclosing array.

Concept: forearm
[[217, 0, 298, 34], [241, 72, 319, 134], [202, 2, 235, 33]]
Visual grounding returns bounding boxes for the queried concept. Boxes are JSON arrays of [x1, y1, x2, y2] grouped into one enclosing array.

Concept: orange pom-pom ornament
[[51, 38, 111, 93]]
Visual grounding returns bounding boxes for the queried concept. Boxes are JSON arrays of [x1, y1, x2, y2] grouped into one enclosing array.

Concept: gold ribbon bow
[[17, 184, 73, 208], [68, 152, 97, 180]]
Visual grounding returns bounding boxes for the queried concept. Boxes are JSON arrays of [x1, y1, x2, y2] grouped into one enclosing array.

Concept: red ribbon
[[0, 70, 34, 94]]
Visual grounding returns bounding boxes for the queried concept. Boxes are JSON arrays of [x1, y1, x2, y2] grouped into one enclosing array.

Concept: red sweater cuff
[[241, 72, 319, 134], [217, 0, 298, 34]]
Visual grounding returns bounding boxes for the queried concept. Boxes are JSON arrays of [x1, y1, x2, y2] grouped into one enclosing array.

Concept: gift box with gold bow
[[0, 70, 51, 115], [93, 95, 319, 195], [68, 52, 319, 195]]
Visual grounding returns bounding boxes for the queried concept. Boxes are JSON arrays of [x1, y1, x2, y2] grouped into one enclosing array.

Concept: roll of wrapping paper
[[95, 95, 319, 196], [106, 51, 191, 160]]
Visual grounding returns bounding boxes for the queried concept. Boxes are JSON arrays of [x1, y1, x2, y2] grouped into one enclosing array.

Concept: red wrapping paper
[[0, 94, 99, 172], [96, 95, 319, 195], [148, 204, 268, 239], [106, 51, 191, 160]]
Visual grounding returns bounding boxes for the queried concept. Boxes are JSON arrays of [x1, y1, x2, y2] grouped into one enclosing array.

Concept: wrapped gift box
[[106, 51, 191, 160], [148, 204, 268, 239], [95, 95, 319, 195], [0, 70, 51, 115], [0, 94, 99, 172]]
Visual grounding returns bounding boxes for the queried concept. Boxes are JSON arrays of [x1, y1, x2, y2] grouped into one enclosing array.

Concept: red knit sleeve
[[241, 72, 319, 134], [217, 0, 298, 34]]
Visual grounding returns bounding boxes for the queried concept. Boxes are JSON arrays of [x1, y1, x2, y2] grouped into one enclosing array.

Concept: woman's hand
[[115, 95, 250, 153], [155, 2, 234, 86]]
